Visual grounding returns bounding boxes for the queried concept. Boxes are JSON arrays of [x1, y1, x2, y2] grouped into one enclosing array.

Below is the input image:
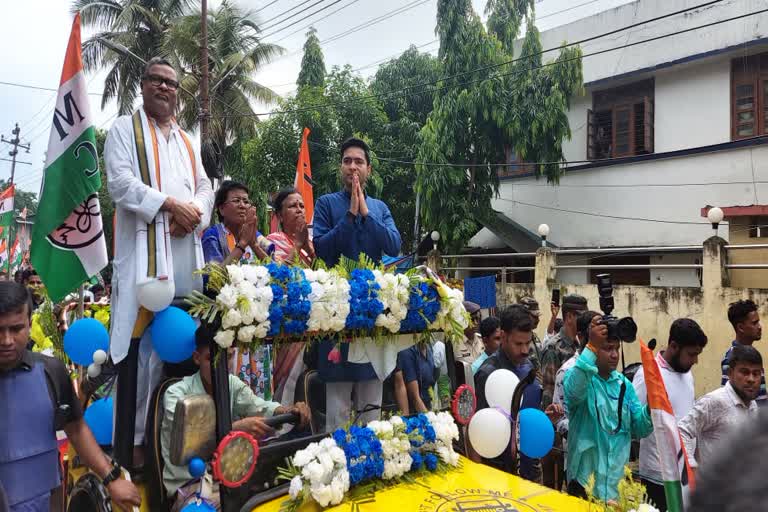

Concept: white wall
[[532, 0, 768, 86], [493, 144, 768, 248], [650, 253, 701, 287], [654, 57, 732, 152]]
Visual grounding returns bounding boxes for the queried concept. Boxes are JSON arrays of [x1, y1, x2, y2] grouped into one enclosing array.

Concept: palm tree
[[165, 1, 284, 167], [73, 0, 194, 115]]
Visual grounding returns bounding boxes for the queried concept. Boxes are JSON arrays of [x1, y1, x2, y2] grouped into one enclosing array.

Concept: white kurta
[[104, 112, 213, 365]]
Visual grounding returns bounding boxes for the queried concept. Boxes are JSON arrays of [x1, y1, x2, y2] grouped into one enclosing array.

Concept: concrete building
[[468, 0, 768, 287]]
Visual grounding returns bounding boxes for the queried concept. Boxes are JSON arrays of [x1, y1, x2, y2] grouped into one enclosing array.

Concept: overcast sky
[[0, 0, 633, 196]]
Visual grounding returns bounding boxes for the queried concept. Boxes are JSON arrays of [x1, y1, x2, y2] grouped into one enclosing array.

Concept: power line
[[261, 0, 344, 37], [258, 0, 321, 29], [494, 197, 709, 225], [0, 80, 103, 97], [270, 0, 364, 43], [263, 0, 596, 91], [227, 0, 732, 118], [254, 0, 283, 14]]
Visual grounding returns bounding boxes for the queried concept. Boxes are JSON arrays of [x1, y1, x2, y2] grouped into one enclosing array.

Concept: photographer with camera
[[564, 275, 652, 502]]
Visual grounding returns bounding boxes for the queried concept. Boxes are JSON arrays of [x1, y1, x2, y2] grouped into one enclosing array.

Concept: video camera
[[596, 273, 637, 342]]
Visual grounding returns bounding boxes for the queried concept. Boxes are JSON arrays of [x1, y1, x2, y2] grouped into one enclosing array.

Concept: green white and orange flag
[[640, 340, 696, 511], [0, 238, 8, 271], [30, 13, 107, 301], [9, 236, 21, 271], [0, 185, 15, 226]]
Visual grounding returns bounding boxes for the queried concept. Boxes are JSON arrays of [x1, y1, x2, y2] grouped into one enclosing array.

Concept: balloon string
[[493, 406, 515, 423]]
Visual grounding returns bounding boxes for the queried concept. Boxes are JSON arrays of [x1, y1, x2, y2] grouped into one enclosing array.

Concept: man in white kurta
[[104, 57, 213, 451]]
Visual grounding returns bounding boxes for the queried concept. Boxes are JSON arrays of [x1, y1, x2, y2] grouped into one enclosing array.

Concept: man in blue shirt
[[473, 305, 563, 482], [397, 343, 436, 413], [313, 138, 402, 431]]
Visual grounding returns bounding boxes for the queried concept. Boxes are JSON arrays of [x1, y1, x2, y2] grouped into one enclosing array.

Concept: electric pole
[[1, 124, 31, 185], [199, 0, 210, 155]]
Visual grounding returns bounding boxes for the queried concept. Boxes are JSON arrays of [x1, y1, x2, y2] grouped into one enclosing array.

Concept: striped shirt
[[721, 340, 767, 404]]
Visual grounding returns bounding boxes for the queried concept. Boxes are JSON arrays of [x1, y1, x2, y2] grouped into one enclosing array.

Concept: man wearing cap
[[519, 297, 543, 370], [455, 301, 484, 364], [540, 294, 588, 409]]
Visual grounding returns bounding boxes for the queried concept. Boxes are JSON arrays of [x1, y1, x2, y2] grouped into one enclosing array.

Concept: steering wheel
[[262, 411, 301, 429]]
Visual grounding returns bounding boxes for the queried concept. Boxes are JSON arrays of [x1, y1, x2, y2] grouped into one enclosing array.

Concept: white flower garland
[[288, 437, 350, 507], [373, 270, 411, 334], [367, 418, 413, 480], [304, 269, 351, 333]]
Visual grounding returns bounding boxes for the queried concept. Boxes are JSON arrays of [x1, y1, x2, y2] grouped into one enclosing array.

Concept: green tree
[[417, 0, 582, 251], [297, 27, 326, 89], [370, 47, 442, 250], [74, 0, 193, 115], [165, 1, 284, 177], [94, 129, 114, 258]]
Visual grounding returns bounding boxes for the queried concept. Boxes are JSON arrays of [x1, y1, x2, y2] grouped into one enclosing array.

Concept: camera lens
[[616, 317, 638, 343]]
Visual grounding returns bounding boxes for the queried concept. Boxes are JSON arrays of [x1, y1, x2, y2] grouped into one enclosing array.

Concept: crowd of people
[[1, 55, 766, 512]]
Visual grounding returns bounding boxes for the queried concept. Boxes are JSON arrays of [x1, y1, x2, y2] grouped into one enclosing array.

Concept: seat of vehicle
[[295, 369, 325, 434], [144, 377, 182, 512]]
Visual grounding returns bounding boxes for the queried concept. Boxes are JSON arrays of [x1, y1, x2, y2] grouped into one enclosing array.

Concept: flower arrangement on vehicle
[[277, 412, 461, 511], [186, 256, 469, 349]]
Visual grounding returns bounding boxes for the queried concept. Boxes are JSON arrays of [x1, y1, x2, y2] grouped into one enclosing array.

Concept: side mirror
[[169, 394, 217, 466]]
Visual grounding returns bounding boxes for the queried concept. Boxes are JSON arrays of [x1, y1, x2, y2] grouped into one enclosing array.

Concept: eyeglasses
[[143, 74, 180, 91], [225, 198, 251, 206]]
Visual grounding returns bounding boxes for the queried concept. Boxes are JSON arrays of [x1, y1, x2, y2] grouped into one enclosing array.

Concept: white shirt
[[553, 352, 578, 435], [633, 352, 695, 483], [678, 381, 758, 468], [104, 112, 213, 363]]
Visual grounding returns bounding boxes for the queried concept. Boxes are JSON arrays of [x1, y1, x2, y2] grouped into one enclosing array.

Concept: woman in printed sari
[[268, 188, 315, 405], [203, 180, 274, 399], [267, 188, 315, 266]]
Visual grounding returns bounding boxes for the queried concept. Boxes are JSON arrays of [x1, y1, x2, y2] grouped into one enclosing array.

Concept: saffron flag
[[293, 127, 314, 227], [640, 340, 695, 511], [30, 13, 107, 301], [0, 185, 14, 226]]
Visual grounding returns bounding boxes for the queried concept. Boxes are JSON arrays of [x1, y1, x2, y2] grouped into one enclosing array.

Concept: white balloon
[[468, 408, 511, 459], [485, 369, 520, 414], [137, 279, 175, 312], [87, 363, 102, 379], [92, 349, 108, 365]]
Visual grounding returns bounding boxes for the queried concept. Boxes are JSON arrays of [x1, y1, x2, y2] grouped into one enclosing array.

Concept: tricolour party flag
[[0, 238, 9, 271], [9, 236, 21, 271], [640, 340, 696, 511], [293, 127, 314, 227], [0, 185, 15, 226], [30, 12, 107, 301]]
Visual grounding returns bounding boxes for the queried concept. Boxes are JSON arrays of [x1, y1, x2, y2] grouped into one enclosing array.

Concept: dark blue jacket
[[314, 189, 402, 382], [312, 190, 401, 267]]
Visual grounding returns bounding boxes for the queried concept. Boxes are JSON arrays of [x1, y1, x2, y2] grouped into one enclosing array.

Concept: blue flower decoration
[[425, 453, 438, 471]]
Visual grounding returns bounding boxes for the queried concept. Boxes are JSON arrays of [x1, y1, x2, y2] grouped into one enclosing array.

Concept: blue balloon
[[519, 408, 554, 459], [150, 307, 197, 363], [63, 318, 109, 366], [188, 457, 206, 479], [84, 397, 113, 446]]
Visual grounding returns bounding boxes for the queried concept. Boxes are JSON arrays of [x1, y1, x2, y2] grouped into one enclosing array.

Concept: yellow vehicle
[[64, 325, 590, 512]]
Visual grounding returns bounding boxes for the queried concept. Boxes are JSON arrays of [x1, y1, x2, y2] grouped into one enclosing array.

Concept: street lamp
[[707, 207, 724, 235], [537, 223, 550, 247], [430, 230, 440, 250]]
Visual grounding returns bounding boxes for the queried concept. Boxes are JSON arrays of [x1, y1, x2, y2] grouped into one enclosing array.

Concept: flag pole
[[77, 284, 85, 319]]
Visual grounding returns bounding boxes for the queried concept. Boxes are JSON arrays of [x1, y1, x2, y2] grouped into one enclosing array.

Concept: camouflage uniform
[[539, 328, 579, 409]]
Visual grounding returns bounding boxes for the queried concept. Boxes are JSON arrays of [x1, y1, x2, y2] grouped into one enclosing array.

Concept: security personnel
[[0, 282, 141, 511]]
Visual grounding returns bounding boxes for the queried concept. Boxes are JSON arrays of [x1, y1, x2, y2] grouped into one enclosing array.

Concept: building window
[[731, 53, 768, 140], [587, 79, 654, 160], [748, 216, 768, 238]]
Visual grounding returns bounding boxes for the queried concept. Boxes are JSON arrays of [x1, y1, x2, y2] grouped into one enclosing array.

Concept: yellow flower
[[94, 309, 110, 329], [30, 314, 47, 345]]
